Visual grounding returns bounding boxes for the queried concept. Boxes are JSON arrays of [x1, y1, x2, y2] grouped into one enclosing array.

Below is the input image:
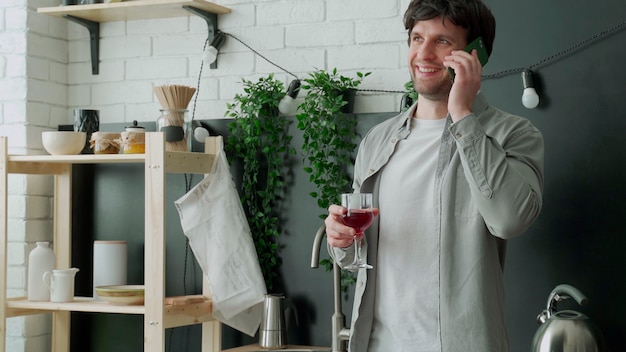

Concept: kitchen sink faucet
[[310, 225, 351, 352]]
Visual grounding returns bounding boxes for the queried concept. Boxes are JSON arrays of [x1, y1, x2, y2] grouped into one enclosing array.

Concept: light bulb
[[521, 69, 540, 109], [278, 96, 299, 115], [192, 120, 210, 143], [203, 46, 218, 64], [279, 79, 301, 115], [522, 88, 540, 109], [203, 32, 226, 66], [193, 126, 210, 143]]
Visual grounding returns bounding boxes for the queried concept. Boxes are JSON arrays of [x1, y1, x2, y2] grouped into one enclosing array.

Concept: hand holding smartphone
[[448, 37, 489, 81]]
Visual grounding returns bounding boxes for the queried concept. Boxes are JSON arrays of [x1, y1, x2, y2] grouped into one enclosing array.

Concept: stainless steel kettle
[[532, 284, 606, 352]]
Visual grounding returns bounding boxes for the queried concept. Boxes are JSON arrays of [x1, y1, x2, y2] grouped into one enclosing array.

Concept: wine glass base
[[345, 263, 373, 270]]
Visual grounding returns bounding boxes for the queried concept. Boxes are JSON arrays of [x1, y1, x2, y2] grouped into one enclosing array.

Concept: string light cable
[[167, 34, 213, 352], [222, 32, 300, 80], [214, 19, 626, 97], [486, 18, 626, 108], [483, 18, 626, 80]]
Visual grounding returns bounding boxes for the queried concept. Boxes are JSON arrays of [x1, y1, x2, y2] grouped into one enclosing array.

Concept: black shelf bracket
[[183, 5, 219, 69], [64, 15, 100, 75]]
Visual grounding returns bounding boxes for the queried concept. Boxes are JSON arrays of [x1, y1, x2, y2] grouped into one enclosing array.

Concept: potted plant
[[296, 68, 370, 293], [225, 74, 295, 291]]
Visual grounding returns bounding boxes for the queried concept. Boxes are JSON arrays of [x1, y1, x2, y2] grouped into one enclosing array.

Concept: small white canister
[[93, 240, 127, 300]]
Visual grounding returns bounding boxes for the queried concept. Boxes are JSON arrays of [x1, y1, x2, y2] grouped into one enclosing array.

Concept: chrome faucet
[[311, 225, 351, 352]]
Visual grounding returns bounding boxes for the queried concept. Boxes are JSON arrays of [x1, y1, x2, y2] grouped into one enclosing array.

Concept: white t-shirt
[[368, 117, 446, 352]]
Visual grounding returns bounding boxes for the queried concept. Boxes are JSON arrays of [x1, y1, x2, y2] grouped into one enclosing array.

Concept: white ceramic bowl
[[95, 285, 145, 305], [42, 131, 86, 155]]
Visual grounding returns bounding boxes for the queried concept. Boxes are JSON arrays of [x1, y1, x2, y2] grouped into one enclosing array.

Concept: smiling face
[[408, 17, 468, 102]]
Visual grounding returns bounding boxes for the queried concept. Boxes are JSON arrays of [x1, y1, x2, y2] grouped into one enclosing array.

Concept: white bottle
[[28, 242, 55, 301]]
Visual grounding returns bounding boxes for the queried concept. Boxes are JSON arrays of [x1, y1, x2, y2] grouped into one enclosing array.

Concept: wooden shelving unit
[[0, 133, 223, 352]]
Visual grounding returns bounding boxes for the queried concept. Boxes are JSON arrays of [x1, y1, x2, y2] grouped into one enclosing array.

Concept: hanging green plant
[[225, 74, 295, 291], [297, 68, 370, 217], [296, 68, 370, 295]]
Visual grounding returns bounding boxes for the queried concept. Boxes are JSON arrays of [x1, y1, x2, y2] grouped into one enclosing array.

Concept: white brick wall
[[1, 0, 60, 350], [59, 0, 412, 124], [0, 0, 415, 351]]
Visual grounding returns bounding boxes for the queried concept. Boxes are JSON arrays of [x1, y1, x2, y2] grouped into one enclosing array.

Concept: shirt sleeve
[[449, 113, 544, 239]]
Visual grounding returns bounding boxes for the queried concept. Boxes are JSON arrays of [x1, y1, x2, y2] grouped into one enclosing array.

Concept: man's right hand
[[325, 204, 379, 248]]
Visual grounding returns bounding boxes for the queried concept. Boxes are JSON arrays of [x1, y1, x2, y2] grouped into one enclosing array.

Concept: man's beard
[[411, 76, 452, 102]]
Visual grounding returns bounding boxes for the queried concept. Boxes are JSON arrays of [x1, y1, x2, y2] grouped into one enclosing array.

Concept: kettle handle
[[539, 284, 588, 323], [548, 284, 588, 308]]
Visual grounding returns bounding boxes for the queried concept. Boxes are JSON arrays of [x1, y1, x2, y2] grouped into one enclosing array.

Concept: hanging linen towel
[[175, 139, 267, 336]]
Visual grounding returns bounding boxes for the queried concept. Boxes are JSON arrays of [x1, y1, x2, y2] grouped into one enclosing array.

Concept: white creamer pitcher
[[43, 268, 79, 303]]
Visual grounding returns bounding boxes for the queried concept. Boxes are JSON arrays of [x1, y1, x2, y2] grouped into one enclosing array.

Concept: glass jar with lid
[[90, 132, 121, 154], [156, 109, 191, 152], [120, 120, 145, 154]]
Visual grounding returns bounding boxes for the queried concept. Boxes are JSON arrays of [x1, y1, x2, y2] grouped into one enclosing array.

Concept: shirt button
[[455, 133, 462, 138], [390, 138, 397, 143]]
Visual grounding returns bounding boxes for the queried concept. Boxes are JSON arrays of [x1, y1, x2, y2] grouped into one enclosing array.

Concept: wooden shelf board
[[8, 153, 145, 164], [6, 296, 145, 315], [7, 152, 214, 175], [37, 0, 231, 22], [165, 151, 214, 174], [7, 133, 214, 175], [6, 295, 213, 319], [163, 298, 214, 329]]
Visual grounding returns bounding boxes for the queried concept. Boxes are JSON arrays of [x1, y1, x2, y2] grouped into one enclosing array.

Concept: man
[[324, 0, 544, 351]]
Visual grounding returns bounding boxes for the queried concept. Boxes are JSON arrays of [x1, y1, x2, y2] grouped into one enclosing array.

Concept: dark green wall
[[71, 1, 626, 350], [481, 0, 626, 350]]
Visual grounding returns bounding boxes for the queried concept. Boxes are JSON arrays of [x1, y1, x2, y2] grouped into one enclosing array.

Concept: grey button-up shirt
[[330, 93, 544, 352]]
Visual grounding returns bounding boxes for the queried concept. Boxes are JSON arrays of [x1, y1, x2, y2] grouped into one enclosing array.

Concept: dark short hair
[[403, 0, 496, 56]]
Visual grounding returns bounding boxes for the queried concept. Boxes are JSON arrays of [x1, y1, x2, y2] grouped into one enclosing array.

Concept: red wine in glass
[[343, 209, 374, 237], [341, 193, 375, 270]]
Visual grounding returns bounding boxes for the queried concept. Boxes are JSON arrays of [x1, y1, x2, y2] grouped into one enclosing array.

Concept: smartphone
[[448, 36, 489, 81]]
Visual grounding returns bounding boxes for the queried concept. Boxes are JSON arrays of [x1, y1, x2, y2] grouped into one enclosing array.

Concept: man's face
[[408, 17, 468, 102]]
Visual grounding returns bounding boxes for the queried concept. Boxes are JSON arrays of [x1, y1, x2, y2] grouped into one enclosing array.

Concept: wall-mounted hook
[[64, 15, 100, 75]]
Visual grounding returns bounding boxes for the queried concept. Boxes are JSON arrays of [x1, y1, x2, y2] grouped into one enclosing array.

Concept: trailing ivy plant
[[225, 74, 294, 291], [297, 68, 370, 217], [296, 68, 370, 295]]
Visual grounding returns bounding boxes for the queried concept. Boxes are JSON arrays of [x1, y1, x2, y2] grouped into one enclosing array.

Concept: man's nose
[[416, 42, 437, 61]]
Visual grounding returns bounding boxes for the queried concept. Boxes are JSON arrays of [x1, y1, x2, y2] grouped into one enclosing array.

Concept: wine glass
[[341, 192, 375, 270]]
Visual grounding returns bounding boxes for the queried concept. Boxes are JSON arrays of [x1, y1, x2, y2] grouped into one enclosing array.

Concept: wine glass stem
[[354, 234, 363, 264]]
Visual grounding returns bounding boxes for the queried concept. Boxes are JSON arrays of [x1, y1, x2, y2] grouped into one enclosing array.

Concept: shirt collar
[[398, 92, 489, 132]]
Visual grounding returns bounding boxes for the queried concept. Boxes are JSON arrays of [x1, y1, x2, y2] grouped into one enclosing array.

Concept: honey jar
[[90, 132, 121, 154], [120, 121, 145, 154]]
